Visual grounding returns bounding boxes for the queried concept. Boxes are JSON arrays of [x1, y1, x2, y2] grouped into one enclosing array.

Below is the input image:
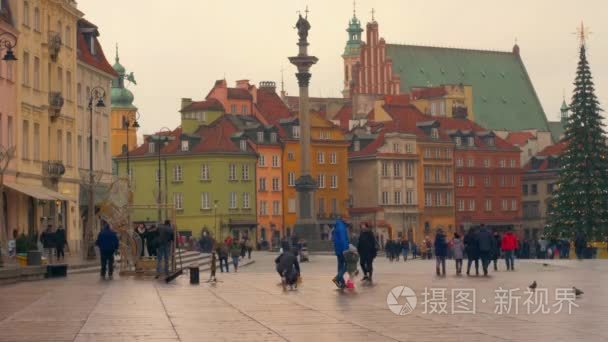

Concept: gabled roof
[[505, 131, 536, 147], [524, 140, 567, 172], [385, 44, 550, 132], [76, 19, 118, 77], [256, 89, 292, 123], [335, 103, 353, 131], [181, 98, 225, 112]]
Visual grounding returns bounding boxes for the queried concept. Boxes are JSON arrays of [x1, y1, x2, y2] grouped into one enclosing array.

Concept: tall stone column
[[289, 14, 323, 248]]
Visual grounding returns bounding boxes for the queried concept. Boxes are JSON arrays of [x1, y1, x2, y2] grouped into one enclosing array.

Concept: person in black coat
[[492, 231, 501, 271], [54, 226, 67, 261], [357, 224, 377, 282], [477, 224, 495, 276], [464, 228, 479, 276], [145, 226, 159, 257], [40, 225, 56, 264], [434, 229, 448, 277]]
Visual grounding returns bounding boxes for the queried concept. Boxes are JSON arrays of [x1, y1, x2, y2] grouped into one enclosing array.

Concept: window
[[258, 154, 265, 167], [486, 137, 495, 147], [7, 117, 13, 148], [547, 183, 554, 194], [468, 137, 475, 147], [425, 192, 432, 207], [510, 175, 516, 187], [259, 201, 267, 215], [424, 166, 431, 182], [270, 132, 277, 143], [353, 140, 360, 151], [318, 198, 325, 214], [57, 67, 62, 93], [435, 168, 441, 183], [484, 176, 491, 187], [272, 201, 280, 215], [435, 192, 442, 206], [467, 158, 474, 167], [431, 102, 437, 115], [381, 192, 389, 205], [502, 199, 508, 211], [257, 131, 264, 143], [288, 198, 296, 213], [33, 57, 40, 90], [485, 199, 492, 211], [483, 159, 490, 168], [148, 142, 155, 154], [444, 148, 452, 159], [23, 2, 30, 26], [33, 7, 40, 31], [241, 105, 248, 115], [259, 177, 266, 191], [239, 140, 247, 151], [317, 152, 325, 164], [173, 193, 183, 210], [511, 199, 517, 211], [456, 158, 463, 167], [348, 167, 353, 179], [406, 162, 414, 178], [499, 159, 506, 168], [455, 136, 462, 146], [424, 148, 431, 158], [435, 148, 441, 159], [287, 152, 295, 161], [405, 144, 413, 153], [242, 193, 250, 209], [406, 191, 414, 205], [317, 174, 325, 188], [468, 175, 475, 187], [510, 159, 517, 168], [272, 177, 280, 191], [531, 184, 538, 195], [522, 184, 528, 196], [77, 84, 82, 106], [268, 155, 278, 168], [330, 175, 338, 189], [456, 175, 464, 187], [180, 140, 189, 152], [173, 165, 182, 181], [229, 192, 237, 209], [468, 199, 475, 211], [231, 104, 237, 113], [22, 52, 30, 86], [56, 130, 63, 160], [77, 136, 82, 168], [242, 164, 250, 180], [288, 172, 295, 187], [331, 198, 338, 214], [229, 164, 237, 180], [66, 71, 72, 100], [292, 125, 300, 138], [457, 199, 465, 212], [198, 192, 211, 210], [200, 164, 210, 180], [431, 128, 439, 140], [393, 161, 402, 177], [66, 132, 72, 166], [329, 152, 337, 164], [22, 120, 29, 159], [393, 143, 401, 153], [394, 191, 402, 204], [381, 161, 389, 177], [33, 123, 40, 161], [499, 176, 506, 187], [439, 101, 446, 116], [445, 167, 452, 183]]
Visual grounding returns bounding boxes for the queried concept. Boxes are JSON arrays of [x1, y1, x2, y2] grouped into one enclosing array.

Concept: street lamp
[[0, 32, 17, 61], [86, 86, 105, 259], [214, 200, 219, 239], [122, 111, 141, 184], [149, 127, 174, 224]]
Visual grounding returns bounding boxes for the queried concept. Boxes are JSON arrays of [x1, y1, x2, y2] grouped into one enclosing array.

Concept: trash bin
[[27, 250, 42, 266], [189, 266, 199, 284]]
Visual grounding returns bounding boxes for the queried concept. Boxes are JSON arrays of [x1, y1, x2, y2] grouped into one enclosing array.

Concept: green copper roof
[[560, 99, 569, 111], [111, 45, 136, 109], [343, 15, 363, 57], [385, 44, 550, 132]]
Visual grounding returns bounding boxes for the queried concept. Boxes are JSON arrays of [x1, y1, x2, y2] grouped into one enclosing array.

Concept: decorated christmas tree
[[546, 29, 608, 240]]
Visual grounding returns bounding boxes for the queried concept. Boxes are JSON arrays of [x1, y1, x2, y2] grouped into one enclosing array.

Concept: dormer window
[[270, 132, 277, 143], [89, 35, 96, 55], [292, 125, 300, 139], [240, 140, 247, 151], [257, 132, 264, 143], [148, 142, 155, 154], [486, 137, 495, 147], [454, 136, 462, 146], [468, 137, 475, 147], [181, 140, 189, 152], [354, 140, 360, 152], [431, 128, 439, 140]]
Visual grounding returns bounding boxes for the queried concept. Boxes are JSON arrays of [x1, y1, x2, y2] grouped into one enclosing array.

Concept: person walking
[[574, 232, 586, 260], [357, 223, 377, 283], [412, 242, 418, 259], [40, 225, 55, 264], [95, 221, 119, 280], [217, 243, 229, 272], [230, 241, 241, 272], [401, 237, 410, 262], [501, 229, 518, 271], [452, 233, 465, 275], [155, 220, 174, 279], [477, 224, 495, 276], [464, 228, 479, 276], [434, 229, 448, 277], [331, 217, 349, 288], [492, 231, 501, 271], [246, 239, 253, 259], [146, 226, 159, 257], [54, 225, 67, 261]]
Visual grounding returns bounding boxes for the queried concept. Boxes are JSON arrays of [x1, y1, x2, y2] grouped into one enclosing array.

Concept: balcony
[[48, 31, 62, 61], [43, 161, 66, 181], [48, 92, 64, 120]]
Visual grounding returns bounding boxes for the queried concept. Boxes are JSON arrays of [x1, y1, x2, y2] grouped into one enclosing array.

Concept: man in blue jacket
[[95, 221, 119, 280], [332, 217, 349, 288]]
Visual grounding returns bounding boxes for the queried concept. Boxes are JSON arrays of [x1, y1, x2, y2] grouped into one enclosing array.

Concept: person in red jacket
[[501, 229, 518, 271]]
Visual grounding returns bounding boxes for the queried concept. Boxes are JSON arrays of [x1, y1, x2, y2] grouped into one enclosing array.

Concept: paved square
[[0, 253, 606, 341]]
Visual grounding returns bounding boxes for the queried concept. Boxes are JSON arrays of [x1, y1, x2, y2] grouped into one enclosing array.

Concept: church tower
[[110, 46, 138, 157], [342, 4, 363, 98], [560, 98, 569, 127]]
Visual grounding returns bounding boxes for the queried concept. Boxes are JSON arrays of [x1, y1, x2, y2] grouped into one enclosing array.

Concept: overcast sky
[[78, 0, 607, 135]]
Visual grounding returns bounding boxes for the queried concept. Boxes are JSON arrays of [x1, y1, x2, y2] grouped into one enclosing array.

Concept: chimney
[[236, 79, 250, 89], [259, 81, 277, 93], [181, 98, 193, 110]]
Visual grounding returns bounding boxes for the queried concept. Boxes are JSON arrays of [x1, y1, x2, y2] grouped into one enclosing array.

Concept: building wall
[[410, 85, 475, 121], [256, 144, 283, 242], [522, 172, 557, 240], [110, 107, 137, 157]]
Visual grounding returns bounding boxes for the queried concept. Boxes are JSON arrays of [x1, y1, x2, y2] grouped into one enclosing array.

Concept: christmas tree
[[546, 31, 608, 240]]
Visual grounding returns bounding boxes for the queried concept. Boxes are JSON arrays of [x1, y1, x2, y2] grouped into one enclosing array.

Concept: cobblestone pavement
[[0, 253, 606, 341]]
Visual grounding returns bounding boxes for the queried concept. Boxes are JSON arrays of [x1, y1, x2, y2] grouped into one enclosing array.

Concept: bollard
[[189, 266, 199, 284]]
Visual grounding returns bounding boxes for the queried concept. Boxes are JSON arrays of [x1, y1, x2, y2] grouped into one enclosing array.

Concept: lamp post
[[122, 111, 140, 184], [86, 87, 105, 259], [149, 128, 174, 224], [214, 200, 219, 239], [0, 32, 18, 61]]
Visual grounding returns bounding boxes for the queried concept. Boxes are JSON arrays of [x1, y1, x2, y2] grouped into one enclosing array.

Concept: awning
[[4, 182, 76, 202]]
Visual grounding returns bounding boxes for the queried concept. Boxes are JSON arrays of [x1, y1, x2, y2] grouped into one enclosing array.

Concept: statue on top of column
[[295, 13, 311, 45]]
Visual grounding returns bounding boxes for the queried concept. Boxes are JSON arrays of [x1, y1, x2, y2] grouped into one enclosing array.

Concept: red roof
[[537, 140, 567, 157], [505, 131, 535, 147], [384, 94, 411, 106], [257, 89, 292, 123], [227, 88, 252, 100], [335, 104, 353, 131], [181, 98, 224, 112], [76, 20, 117, 77]]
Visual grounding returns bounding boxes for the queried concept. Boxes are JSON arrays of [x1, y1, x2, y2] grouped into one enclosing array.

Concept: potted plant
[[16, 234, 41, 266]]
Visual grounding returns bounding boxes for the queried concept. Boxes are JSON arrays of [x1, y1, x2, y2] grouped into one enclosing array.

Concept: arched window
[[23, 2, 30, 26], [33, 7, 40, 31], [65, 26, 71, 47]]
